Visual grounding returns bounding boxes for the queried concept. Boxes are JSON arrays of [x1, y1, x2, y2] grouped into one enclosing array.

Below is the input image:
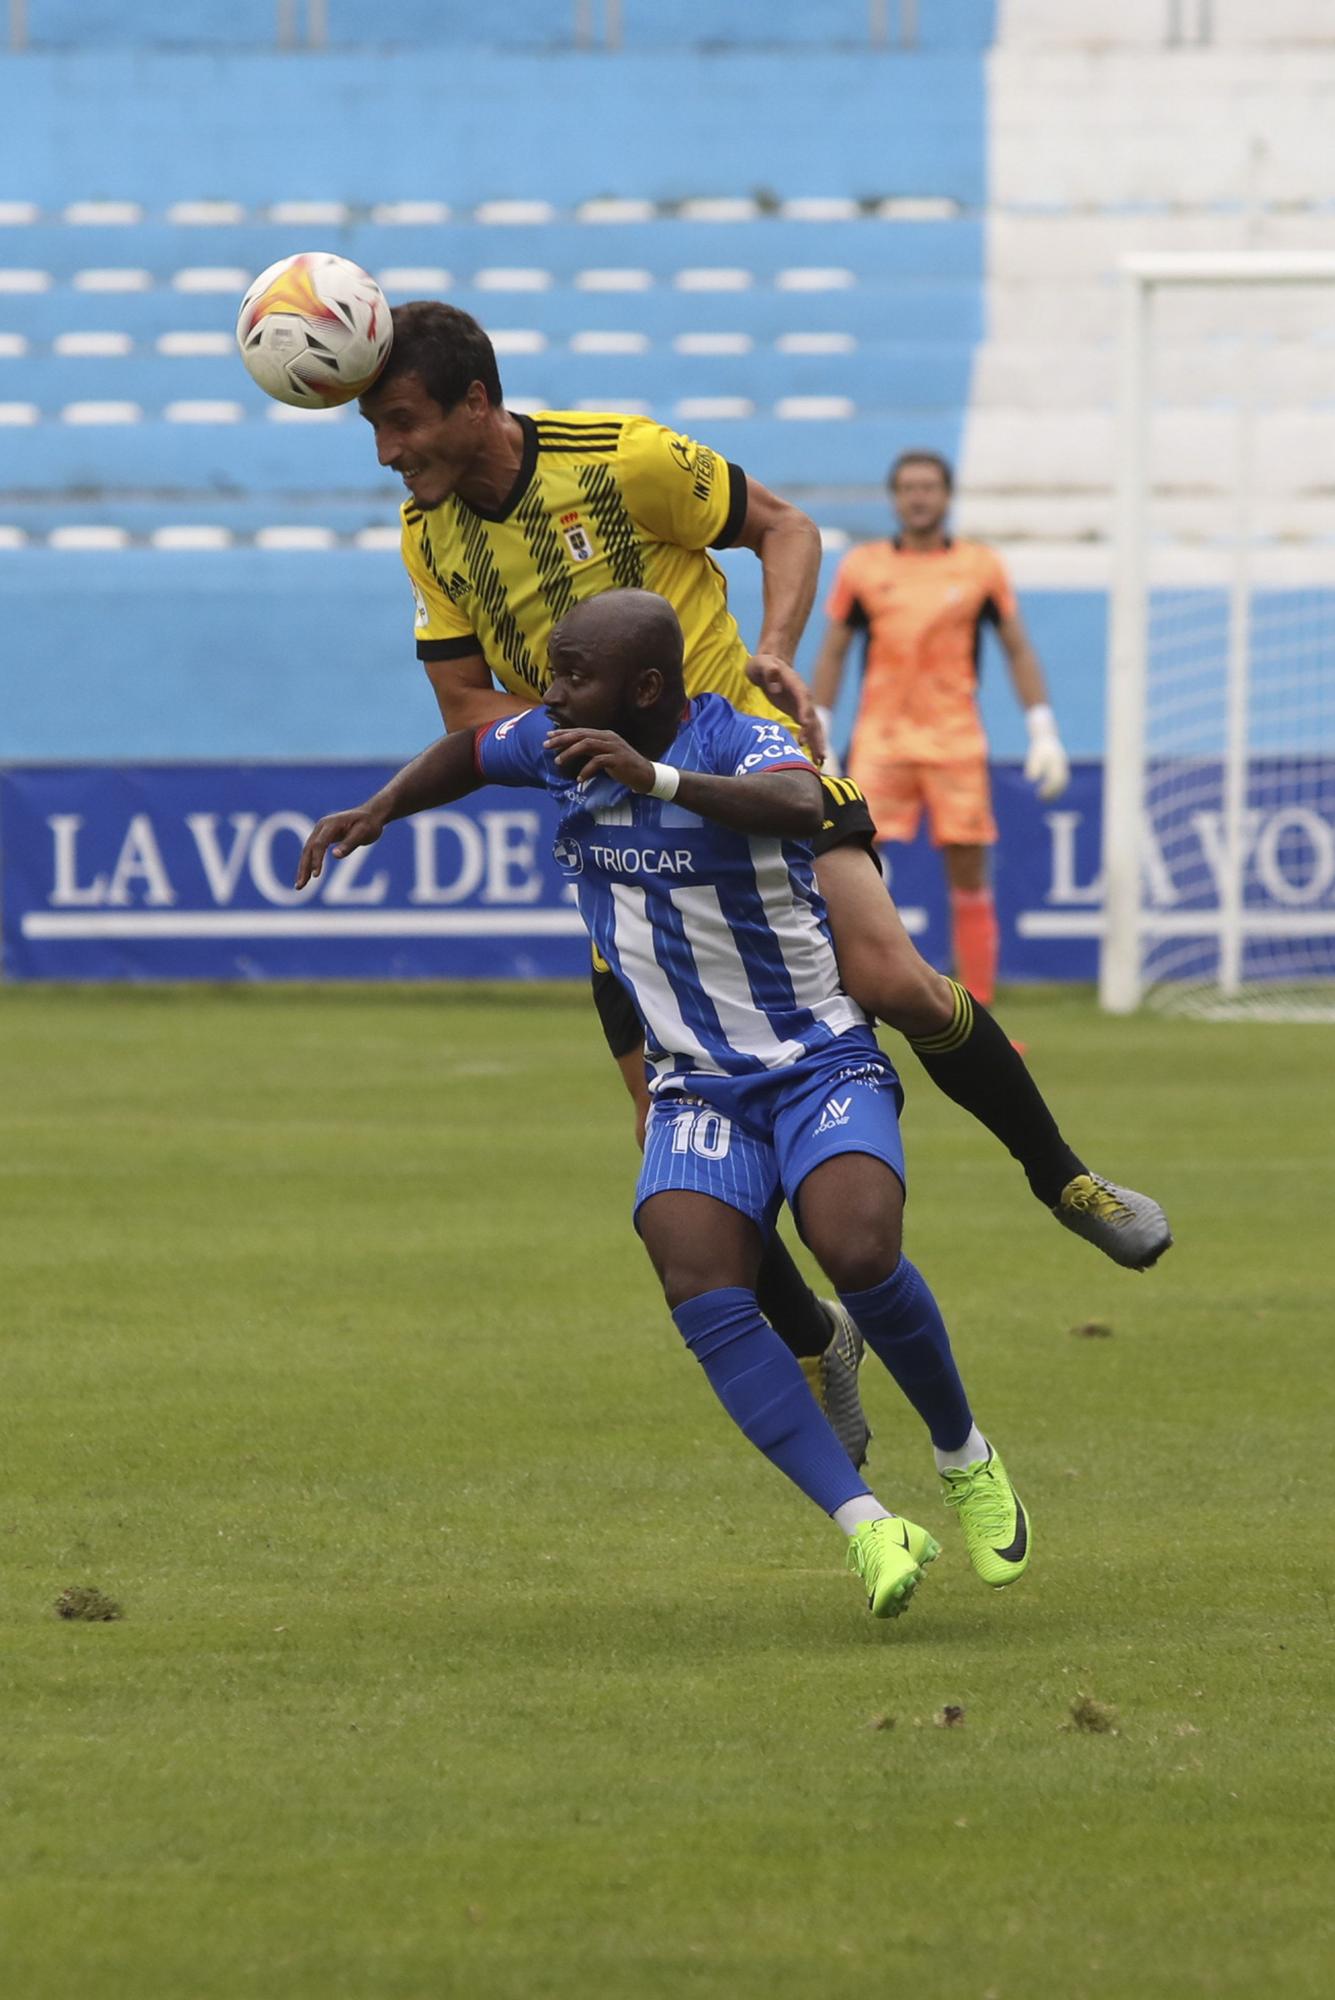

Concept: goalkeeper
[[811, 449, 1071, 1011]]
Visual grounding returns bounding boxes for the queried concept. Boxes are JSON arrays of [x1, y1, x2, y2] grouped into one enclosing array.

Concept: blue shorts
[[634, 1034, 905, 1238]]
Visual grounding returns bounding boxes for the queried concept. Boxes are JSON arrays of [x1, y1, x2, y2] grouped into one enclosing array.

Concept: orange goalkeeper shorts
[[849, 755, 998, 848]]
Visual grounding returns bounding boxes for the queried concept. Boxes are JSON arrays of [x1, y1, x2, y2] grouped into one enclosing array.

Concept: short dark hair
[[377, 300, 504, 411], [888, 449, 954, 492]]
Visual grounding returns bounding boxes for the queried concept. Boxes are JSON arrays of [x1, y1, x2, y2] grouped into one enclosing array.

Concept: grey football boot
[[1054, 1173, 1173, 1271], [798, 1300, 872, 1470]]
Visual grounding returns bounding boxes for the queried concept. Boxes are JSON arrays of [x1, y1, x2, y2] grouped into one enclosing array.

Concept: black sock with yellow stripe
[[755, 1233, 831, 1360], [908, 979, 1084, 1207]]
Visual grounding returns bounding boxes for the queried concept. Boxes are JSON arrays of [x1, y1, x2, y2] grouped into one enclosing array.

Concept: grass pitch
[[1, 984, 1330, 1999]]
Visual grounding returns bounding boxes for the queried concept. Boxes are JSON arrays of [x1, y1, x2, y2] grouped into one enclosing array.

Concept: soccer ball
[[236, 252, 392, 408]]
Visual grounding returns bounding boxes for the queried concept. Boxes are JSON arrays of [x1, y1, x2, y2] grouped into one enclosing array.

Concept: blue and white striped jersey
[[475, 693, 869, 1086]]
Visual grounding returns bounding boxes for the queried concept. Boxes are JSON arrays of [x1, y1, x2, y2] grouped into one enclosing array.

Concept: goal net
[[1101, 254, 1335, 1021]]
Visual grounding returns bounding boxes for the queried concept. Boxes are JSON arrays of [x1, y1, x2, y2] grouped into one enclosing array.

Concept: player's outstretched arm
[[295, 728, 484, 888], [546, 727, 822, 838]]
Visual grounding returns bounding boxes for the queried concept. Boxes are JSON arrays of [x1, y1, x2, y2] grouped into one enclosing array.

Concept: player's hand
[[545, 728, 657, 792], [1023, 706, 1070, 802], [745, 653, 824, 763], [294, 807, 387, 889]]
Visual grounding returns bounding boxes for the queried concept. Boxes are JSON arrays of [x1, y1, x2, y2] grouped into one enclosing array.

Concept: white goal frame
[[1100, 251, 1335, 1014]]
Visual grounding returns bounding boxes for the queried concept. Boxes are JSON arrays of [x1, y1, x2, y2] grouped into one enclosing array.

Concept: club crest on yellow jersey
[[559, 510, 594, 563]]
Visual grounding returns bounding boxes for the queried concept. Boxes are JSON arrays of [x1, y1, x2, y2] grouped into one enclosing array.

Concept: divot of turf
[[1067, 1692, 1119, 1734], [54, 1586, 122, 1622]]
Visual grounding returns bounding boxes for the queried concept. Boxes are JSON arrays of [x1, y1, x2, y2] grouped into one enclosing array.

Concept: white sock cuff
[[933, 1425, 989, 1473], [833, 1495, 892, 1535]]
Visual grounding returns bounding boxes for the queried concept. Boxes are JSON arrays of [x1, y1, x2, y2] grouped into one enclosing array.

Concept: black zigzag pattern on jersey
[[456, 508, 544, 695], [414, 519, 454, 601], [576, 462, 644, 590], [515, 486, 577, 627]]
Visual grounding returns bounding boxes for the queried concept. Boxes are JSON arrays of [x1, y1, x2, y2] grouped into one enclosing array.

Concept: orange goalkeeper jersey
[[826, 538, 1017, 764]]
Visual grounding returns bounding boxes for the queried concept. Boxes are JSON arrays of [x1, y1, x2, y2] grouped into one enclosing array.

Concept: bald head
[[553, 590, 684, 678], [544, 589, 688, 746]]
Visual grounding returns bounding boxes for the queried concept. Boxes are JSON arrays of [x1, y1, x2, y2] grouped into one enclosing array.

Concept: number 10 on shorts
[[669, 1107, 732, 1160]]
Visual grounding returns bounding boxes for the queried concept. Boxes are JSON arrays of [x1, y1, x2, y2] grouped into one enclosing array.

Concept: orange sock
[[951, 887, 998, 1006]]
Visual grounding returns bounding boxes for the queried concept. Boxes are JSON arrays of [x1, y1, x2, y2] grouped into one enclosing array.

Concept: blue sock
[[839, 1259, 973, 1452], [671, 1287, 869, 1516]]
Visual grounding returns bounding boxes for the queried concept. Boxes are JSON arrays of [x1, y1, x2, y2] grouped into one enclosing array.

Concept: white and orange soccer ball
[[235, 251, 392, 407]]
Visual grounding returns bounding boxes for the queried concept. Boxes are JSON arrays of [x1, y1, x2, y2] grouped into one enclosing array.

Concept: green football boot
[[845, 1515, 941, 1619], [940, 1446, 1031, 1587]]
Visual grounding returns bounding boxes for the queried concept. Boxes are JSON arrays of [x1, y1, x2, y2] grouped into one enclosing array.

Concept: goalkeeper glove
[[1023, 704, 1069, 801]]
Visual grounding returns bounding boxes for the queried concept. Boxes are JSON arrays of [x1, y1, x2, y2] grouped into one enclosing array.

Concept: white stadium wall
[[959, 0, 1335, 574]]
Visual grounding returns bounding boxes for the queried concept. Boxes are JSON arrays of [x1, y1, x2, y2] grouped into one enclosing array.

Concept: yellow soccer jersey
[[398, 409, 787, 723]]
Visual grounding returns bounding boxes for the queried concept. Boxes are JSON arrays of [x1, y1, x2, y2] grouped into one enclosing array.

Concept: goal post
[[1101, 252, 1335, 1018]]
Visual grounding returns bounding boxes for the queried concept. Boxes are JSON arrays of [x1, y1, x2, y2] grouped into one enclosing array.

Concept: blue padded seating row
[[20, 0, 995, 53], [0, 495, 896, 541], [0, 282, 983, 346], [1, 346, 972, 410], [0, 219, 981, 284], [0, 415, 958, 495], [19, 1, 291, 47]]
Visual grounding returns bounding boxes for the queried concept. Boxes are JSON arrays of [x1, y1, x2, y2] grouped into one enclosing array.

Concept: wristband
[[1025, 703, 1057, 739], [648, 761, 681, 802]]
